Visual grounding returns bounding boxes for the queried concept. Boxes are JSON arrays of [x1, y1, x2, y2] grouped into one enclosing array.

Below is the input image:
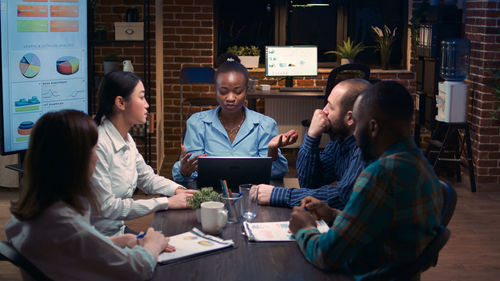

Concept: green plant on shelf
[[372, 25, 397, 69], [227, 45, 261, 57], [103, 54, 119, 62], [324, 37, 366, 60], [187, 187, 224, 210]]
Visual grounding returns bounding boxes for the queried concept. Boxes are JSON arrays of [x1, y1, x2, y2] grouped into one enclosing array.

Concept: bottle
[[440, 39, 470, 81]]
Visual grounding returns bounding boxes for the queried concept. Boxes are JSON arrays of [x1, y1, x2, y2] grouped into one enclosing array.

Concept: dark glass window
[[286, 2, 338, 64], [215, 0, 408, 68], [215, 0, 275, 61], [345, 0, 407, 68]]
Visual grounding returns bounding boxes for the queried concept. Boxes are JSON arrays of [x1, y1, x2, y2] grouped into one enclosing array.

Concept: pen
[[136, 233, 146, 239]]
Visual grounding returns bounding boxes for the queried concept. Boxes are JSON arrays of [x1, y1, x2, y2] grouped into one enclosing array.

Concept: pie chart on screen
[[19, 53, 41, 78], [56, 56, 79, 75]]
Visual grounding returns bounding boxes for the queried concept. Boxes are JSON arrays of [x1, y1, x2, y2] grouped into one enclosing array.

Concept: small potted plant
[[227, 45, 261, 69], [324, 37, 366, 65], [187, 187, 225, 222], [371, 25, 397, 69], [103, 54, 119, 74]]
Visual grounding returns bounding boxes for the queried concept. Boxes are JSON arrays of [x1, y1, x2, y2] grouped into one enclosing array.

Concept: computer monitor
[[265, 46, 318, 87], [1, 1, 89, 155]]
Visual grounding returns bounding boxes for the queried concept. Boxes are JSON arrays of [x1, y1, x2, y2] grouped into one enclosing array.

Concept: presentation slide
[[1, 0, 87, 154]]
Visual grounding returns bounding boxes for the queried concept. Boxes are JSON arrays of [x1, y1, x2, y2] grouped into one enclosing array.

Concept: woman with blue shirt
[[172, 54, 297, 184]]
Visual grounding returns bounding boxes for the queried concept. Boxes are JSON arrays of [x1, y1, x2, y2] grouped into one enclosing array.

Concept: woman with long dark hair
[[7, 110, 173, 280]]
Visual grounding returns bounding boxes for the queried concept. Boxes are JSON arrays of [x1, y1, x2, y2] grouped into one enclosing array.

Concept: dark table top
[[151, 205, 353, 281]]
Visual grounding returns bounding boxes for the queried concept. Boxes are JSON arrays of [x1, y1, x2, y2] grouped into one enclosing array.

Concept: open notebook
[[243, 220, 330, 242], [157, 228, 234, 264]]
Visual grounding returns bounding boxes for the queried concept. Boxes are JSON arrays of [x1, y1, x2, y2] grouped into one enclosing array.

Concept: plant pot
[[103, 61, 119, 74], [239, 56, 259, 69], [340, 58, 354, 65]]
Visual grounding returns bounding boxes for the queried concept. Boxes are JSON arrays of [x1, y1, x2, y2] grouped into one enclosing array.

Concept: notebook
[[243, 220, 330, 242], [197, 156, 272, 193], [157, 228, 234, 264]]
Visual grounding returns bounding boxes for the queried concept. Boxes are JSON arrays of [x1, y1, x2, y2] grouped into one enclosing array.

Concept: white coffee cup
[[200, 201, 228, 235]]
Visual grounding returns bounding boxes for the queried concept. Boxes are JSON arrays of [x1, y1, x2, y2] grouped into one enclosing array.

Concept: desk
[[151, 205, 353, 281], [247, 89, 324, 110]]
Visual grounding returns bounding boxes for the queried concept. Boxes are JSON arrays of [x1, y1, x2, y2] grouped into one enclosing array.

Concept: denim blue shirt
[[172, 106, 288, 183], [270, 134, 366, 208]]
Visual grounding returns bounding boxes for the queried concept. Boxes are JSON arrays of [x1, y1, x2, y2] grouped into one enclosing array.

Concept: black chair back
[[179, 67, 216, 141], [439, 180, 457, 227], [324, 63, 370, 102], [0, 241, 51, 280], [388, 226, 450, 281]]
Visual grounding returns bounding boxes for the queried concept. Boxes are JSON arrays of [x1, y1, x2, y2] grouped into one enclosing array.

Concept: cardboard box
[[114, 22, 144, 41]]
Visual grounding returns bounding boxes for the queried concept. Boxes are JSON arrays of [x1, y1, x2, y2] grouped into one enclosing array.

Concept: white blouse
[[5, 199, 156, 281], [91, 119, 180, 236]]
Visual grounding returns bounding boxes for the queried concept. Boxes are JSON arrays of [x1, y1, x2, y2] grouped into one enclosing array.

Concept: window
[[215, 0, 408, 68]]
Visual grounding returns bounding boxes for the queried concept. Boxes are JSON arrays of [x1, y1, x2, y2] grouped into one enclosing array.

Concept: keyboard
[[279, 87, 324, 92]]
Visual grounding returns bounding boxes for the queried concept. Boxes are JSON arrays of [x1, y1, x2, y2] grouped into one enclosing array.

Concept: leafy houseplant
[[371, 25, 397, 69], [187, 187, 225, 222], [226, 45, 261, 69], [324, 37, 366, 65]]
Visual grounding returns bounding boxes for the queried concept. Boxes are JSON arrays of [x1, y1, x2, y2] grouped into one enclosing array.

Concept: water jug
[[440, 39, 470, 81]]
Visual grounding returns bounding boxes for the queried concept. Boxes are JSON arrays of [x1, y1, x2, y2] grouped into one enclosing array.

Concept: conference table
[[151, 205, 353, 281]]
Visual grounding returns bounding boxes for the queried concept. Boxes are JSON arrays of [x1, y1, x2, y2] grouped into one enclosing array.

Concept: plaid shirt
[[295, 138, 443, 280], [270, 134, 366, 208]]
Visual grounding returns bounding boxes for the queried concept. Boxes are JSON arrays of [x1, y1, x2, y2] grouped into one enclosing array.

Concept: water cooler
[[424, 38, 476, 192], [436, 39, 470, 122]]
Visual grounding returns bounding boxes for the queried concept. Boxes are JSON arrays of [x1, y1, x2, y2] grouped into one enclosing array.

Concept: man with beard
[[251, 79, 371, 208], [289, 81, 443, 280]]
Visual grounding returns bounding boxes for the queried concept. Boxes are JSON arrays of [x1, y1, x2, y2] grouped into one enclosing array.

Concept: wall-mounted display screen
[[1, 0, 88, 154]]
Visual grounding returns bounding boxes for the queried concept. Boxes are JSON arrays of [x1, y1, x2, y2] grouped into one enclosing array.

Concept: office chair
[[439, 180, 457, 227], [388, 225, 451, 281], [179, 67, 216, 142], [0, 241, 51, 280], [301, 63, 370, 128], [386, 181, 456, 280], [323, 63, 370, 102]]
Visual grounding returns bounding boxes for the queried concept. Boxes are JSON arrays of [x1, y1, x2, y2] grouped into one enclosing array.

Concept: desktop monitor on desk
[[265, 46, 318, 89]]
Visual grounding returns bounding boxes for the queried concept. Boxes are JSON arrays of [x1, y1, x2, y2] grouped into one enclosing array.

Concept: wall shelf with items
[[89, 0, 152, 164]]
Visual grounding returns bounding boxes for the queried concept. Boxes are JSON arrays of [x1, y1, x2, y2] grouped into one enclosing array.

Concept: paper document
[[243, 220, 330, 242], [157, 228, 234, 263]]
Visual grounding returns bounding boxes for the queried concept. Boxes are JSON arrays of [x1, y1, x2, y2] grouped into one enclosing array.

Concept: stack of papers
[[157, 228, 234, 263], [243, 220, 330, 242]]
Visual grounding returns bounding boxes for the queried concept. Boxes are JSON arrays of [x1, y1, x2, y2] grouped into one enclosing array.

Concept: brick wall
[[464, 0, 500, 185], [162, 0, 214, 162], [92, 0, 159, 169]]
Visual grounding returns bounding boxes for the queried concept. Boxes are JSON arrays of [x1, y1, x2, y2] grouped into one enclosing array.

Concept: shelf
[[92, 39, 145, 44]]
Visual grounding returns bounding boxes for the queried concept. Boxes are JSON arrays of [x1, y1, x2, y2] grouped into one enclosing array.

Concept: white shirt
[[5, 199, 156, 281], [91, 119, 180, 236]]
